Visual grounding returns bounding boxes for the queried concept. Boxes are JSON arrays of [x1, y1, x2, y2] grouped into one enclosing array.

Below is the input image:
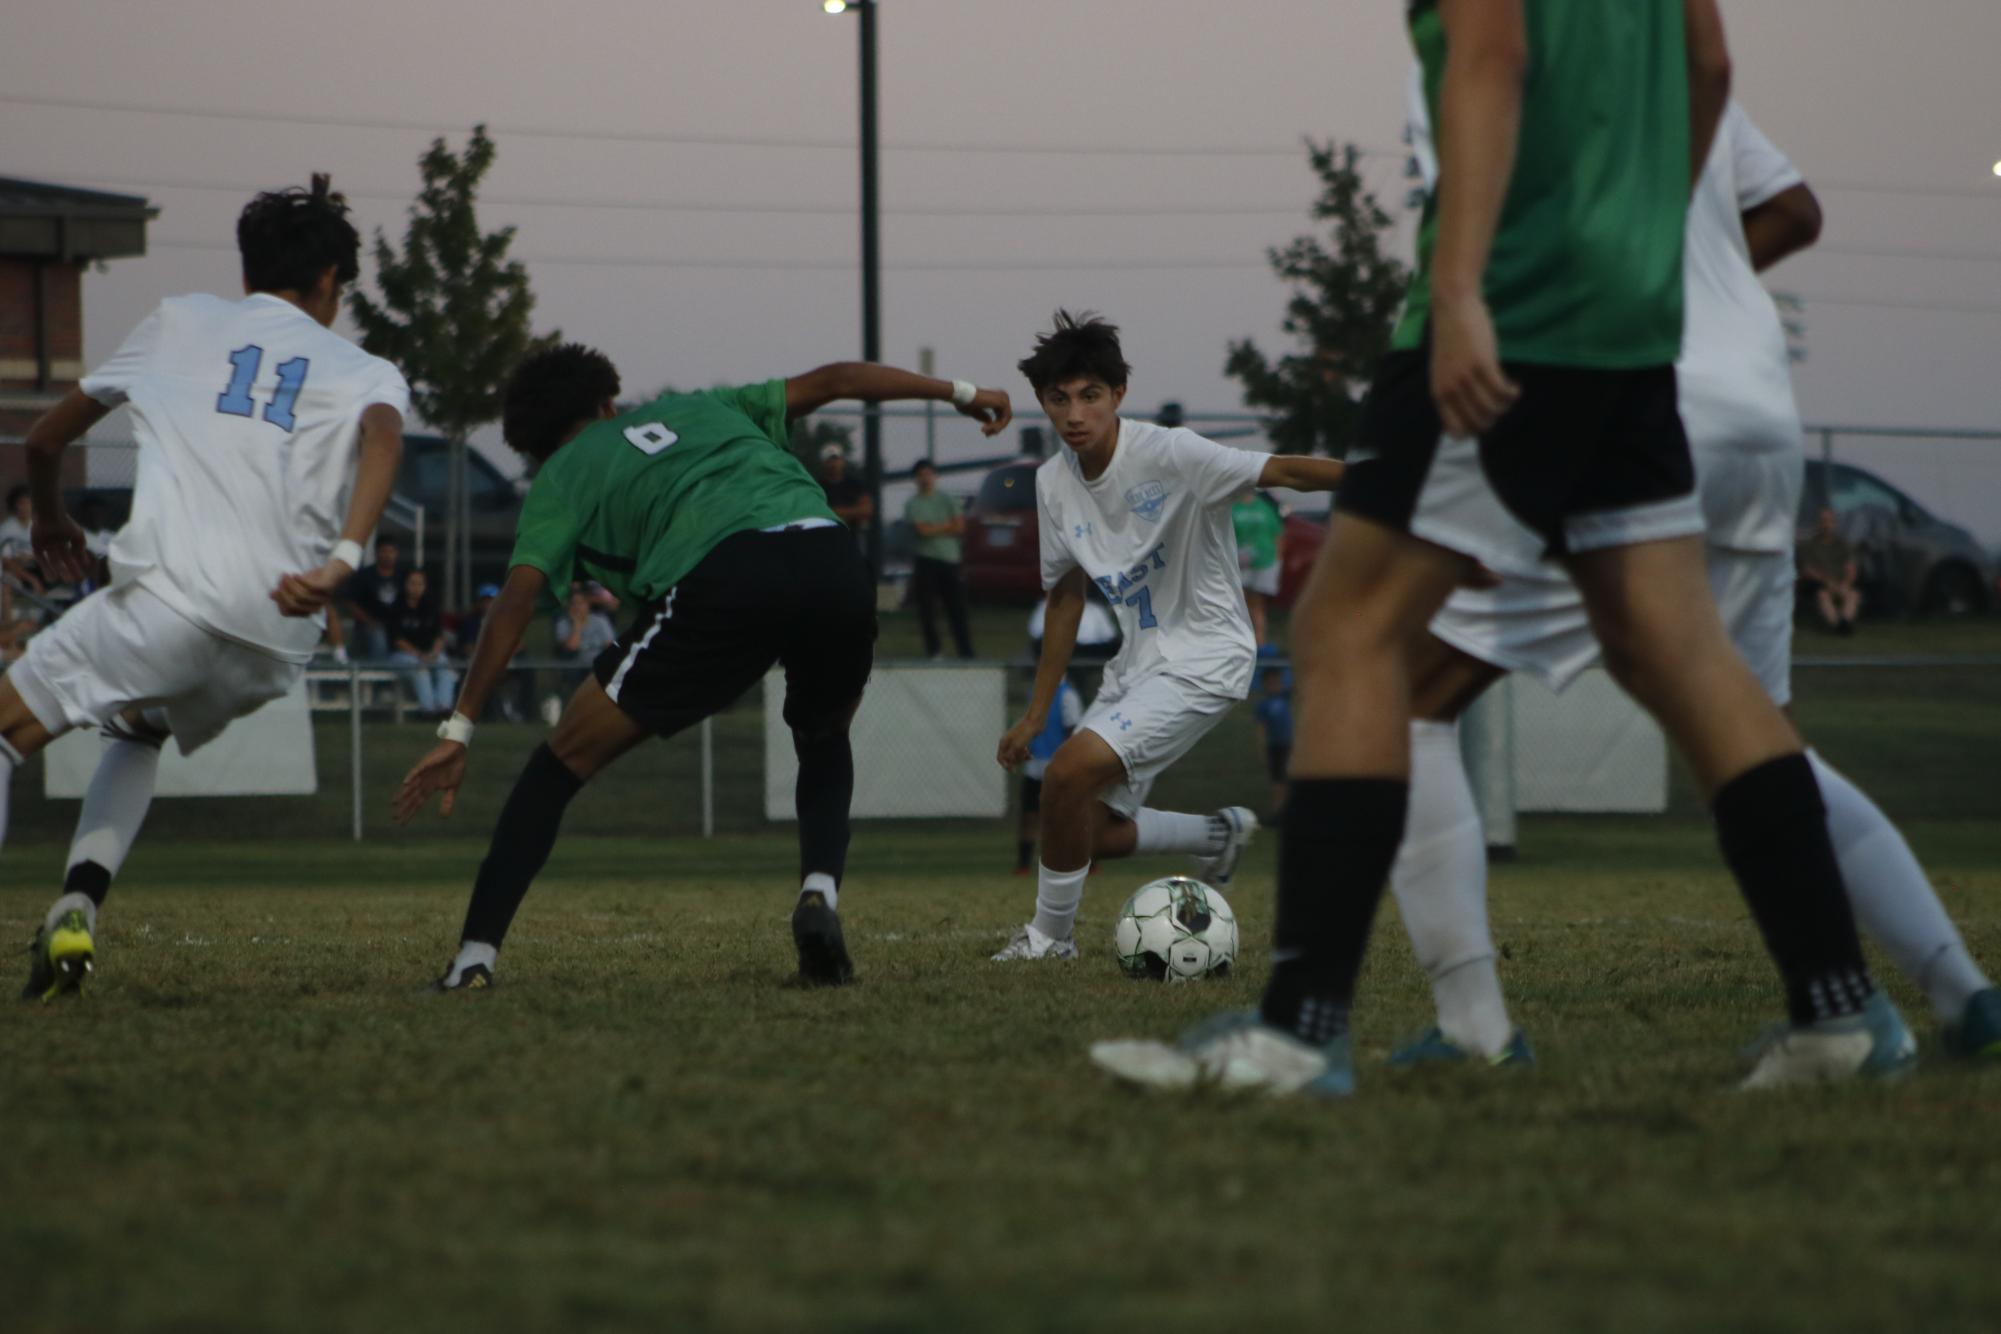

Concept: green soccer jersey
[[1393, 0, 1690, 368], [1231, 495, 1283, 571], [507, 379, 836, 605]]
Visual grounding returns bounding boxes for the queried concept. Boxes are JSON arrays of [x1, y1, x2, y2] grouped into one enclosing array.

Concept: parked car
[[390, 434, 526, 588], [1800, 460, 1993, 616], [961, 460, 1043, 604]]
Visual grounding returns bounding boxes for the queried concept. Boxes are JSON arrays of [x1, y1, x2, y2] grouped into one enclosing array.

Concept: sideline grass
[[5, 822, 2000, 1333]]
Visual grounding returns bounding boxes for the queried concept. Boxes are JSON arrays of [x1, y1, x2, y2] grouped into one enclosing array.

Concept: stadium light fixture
[[1992, 160, 2001, 179], [823, 0, 846, 12]]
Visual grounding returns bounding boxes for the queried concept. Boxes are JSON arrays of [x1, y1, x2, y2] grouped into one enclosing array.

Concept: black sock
[[459, 744, 585, 947], [64, 860, 112, 907], [1713, 753, 1873, 1025], [795, 730, 854, 885], [1016, 838, 1034, 871], [1260, 777, 1409, 1044]]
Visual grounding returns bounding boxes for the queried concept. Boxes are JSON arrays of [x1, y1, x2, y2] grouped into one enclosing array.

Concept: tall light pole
[[824, 0, 884, 581]]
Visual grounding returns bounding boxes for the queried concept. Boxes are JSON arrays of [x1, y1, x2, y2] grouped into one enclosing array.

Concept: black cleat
[[791, 892, 855, 987], [432, 962, 494, 992]]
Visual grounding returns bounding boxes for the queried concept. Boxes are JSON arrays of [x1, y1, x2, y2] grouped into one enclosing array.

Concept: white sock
[[1031, 863, 1090, 942], [44, 890, 97, 935], [800, 871, 839, 911], [1810, 749, 1992, 1021], [449, 939, 498, 982], [1390, 719, 1514, 1057], [1132, 809, 1224, 856], [67, 738, 162, 883]]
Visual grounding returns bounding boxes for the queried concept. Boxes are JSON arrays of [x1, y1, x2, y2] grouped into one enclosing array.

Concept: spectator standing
[[385, 568, 457, 717], [1251, 664, 1293, 823], [454, 582, 525, 721], [1232, 487, 1285, 648], [818, 446, 872, 547], [344, 537, 402, 659], [1798, 507, 1862, 635], [904, 459, 974, 659]]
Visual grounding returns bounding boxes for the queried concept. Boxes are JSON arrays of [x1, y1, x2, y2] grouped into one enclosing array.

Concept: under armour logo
[[1074, 522, 1094, 539], [1109, 711, 1133, 732]]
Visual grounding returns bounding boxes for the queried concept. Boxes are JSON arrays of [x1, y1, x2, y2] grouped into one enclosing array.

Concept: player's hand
[[31, 512, 91, 584], [996, 714, 1042, 770], [956, 388, 1013, 437], [1429, 294, 1519, 439], [270, 560, 350, 617], [394, 741, 468, 823]]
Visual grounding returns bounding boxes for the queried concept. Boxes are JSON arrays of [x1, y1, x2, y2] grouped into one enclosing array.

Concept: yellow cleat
[[20, 910, 95, 1003]]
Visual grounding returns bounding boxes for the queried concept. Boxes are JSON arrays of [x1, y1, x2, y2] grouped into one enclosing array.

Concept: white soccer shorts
[[1240, 561, 1281, 597], [1429, 542, 1796, 706], [1079, 671, 1238, 819], [10, 581, 303, 754]]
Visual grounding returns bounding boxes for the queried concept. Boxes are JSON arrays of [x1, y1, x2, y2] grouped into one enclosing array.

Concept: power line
[[52, 172, 1319, 219], [1818, 180, 2001, 202], [0, 92, 1396, 159], [1816, 243, 2001, 266]]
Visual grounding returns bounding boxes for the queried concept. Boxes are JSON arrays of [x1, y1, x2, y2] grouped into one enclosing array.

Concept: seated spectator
[[454, 582, 527, 722], [344, 538, 403, 660], [0, 485, 44, 596], [553, 582, 619, 697], [385, 568, 458, 718], [1798, 507, 1862, 635]]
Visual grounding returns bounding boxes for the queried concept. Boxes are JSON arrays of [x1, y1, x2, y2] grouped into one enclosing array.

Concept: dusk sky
[[5, 1, 1998, 528]]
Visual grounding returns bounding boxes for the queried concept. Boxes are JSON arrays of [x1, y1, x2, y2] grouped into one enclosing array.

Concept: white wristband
[[331, 539, 365, 571], [436, 712, 475, 746], [951, 379, 978, 408]]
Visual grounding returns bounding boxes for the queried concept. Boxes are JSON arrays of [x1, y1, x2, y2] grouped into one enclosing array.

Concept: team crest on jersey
[[1124, 480, 1168, 523]]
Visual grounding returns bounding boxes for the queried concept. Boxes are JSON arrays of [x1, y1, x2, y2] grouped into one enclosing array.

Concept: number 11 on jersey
[[216, 345, 311, 431]]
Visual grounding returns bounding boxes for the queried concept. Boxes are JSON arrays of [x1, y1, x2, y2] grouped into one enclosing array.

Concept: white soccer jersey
[[1036, 418, 1266, 700], [80, 293, 410, 662], [1403, 84, 1806, 552]]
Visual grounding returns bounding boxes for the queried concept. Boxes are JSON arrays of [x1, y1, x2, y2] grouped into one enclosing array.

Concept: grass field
[[3, 613, 1999, 1331], [3, 818, 2000, 1333]]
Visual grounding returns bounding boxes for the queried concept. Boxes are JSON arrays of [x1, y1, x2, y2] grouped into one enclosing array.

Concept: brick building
[[0, 178, 155, 485]]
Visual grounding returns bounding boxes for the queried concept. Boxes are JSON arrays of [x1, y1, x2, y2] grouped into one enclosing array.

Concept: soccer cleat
[[1740, 991, 1917, 1090], [432, 961, 494, 992], [1943, 987, 2001, 1061], [1194, 807, 1258, 889], [791, 891, 855, 987], [1388, 1026, 1535, 1068], [990, 922, 1079, 963], [21, 910, 95, 1003], [1090, 1010, 1355, 1098]]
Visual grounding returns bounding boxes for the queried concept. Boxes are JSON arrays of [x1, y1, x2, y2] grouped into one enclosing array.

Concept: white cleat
[[990, 923, 1080, 962], [1194, 807, 1258, 888], [1091, 1012, 1354, 1097], [1740, 993, 1917, 1090]]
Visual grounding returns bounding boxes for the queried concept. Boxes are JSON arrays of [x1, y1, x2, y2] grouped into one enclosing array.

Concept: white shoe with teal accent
[[1193, 807, 1258, 889], [1091, 1011, 1355, 1098], [990, 923, 1079, 963], [1740, 992, 1917, 1090]]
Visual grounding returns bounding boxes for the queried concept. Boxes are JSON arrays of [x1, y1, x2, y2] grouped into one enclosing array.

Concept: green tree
[[1224, 141, 1411, 458], [350, 124, 558, 606]]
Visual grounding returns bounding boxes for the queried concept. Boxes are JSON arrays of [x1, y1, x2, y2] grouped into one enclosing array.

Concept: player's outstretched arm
[[783, 363, 1012, 437], [23, 388, 112, 584], [998, 569, 1087, 770], [1257, 455, 1345, 493], [393, 563, 545, 823], [273, 403, 405, 616], [1684, 0, 1733, 187], [1429, 0, 1527, 440]]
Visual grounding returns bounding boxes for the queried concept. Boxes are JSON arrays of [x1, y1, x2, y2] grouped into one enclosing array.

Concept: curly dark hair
[[502, 343, 623, 463], [1016, 309, 1131, 392], [237, 173, 360, 295]]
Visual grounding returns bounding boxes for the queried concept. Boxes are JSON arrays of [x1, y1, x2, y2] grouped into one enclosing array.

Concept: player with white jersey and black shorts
[[393, 344, 1013, 989], [1094, 0, 1912, 1098], [10, 177, 408, 1000], [992, 312, 1344, 962], [1384, 94, 2001, 1065]]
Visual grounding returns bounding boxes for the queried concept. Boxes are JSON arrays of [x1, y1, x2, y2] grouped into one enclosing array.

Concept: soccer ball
[[1113, 876, 1238, 982]]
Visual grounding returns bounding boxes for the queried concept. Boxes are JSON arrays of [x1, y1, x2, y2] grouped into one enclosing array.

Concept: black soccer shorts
[[593, 524, 877, 736], [1337, 345, 1703, 572]]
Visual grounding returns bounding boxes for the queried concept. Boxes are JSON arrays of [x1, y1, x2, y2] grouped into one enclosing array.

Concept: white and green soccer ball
[[1113, 876, 1238, 982]]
